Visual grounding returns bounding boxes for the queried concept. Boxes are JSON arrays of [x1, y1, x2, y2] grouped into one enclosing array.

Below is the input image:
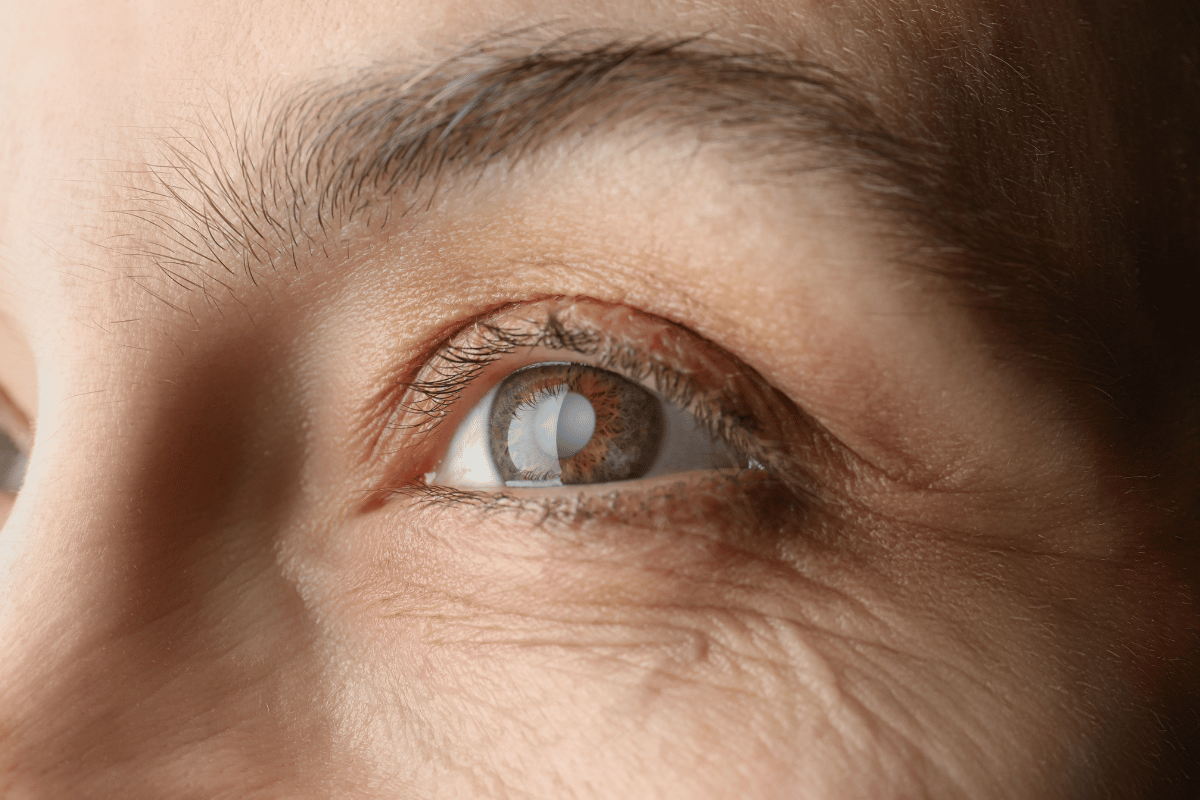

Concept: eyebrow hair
[[128, 32, 940, 289], [124, 30, 1144, 420]]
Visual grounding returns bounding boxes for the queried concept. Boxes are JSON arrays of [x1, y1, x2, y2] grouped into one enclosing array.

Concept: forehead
[[0, 0, 1126, 388], [0, 0, 1114, 255], [0, 0, 1108, 145]]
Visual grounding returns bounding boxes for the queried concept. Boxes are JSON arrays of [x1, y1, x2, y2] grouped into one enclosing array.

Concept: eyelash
[[396, 311, 747, 456], [365, 300, 820, 527]]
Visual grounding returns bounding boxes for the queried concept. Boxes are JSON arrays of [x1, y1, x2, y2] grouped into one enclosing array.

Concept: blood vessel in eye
[[487, 364, 664, 485]]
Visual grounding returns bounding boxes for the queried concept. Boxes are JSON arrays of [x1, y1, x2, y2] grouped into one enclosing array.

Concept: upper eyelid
[[355, 311, 604, 463], [384, 304, 701, 441]]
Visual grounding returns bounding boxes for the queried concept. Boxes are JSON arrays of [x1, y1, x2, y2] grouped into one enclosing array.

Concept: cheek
[[0, 501, 346, 796], [299, 501, 1122, 799]]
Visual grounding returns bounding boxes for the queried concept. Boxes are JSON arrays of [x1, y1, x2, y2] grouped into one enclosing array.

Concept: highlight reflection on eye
[[431, 361, 739, 489]]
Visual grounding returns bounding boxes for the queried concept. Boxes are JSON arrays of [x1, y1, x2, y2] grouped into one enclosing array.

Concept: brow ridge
[[129, 30, 942, 287], [124, 28, 1140, 420]]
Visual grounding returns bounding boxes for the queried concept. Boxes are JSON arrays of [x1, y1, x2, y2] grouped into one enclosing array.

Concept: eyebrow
[[125, 30, 1140, 418], [129, 32, 939, 289]]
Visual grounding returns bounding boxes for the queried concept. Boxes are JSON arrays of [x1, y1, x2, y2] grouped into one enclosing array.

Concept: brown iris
[[488, 363, 664, 484]]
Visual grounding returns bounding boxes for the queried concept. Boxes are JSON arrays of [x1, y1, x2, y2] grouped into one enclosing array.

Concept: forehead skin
[[0, 1, 1198, 799]]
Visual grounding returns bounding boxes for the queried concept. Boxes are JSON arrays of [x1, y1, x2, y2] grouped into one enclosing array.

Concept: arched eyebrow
[[131, 33, 941, 288], [125, 30, 1136, 414]]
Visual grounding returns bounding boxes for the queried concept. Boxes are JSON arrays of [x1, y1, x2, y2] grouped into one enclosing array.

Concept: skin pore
[[1, 0, 1198, 798]]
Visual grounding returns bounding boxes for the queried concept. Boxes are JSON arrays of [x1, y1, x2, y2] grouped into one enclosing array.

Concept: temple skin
[[0, 0, 1198, 798]]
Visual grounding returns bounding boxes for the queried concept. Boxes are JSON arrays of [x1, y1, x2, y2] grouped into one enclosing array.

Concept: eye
[[0, 429, 26, 494], [0, 396, 30, 527], [0, 387, 31, 497], [373, 298, 822, 514], [431, 361, 740, 489]]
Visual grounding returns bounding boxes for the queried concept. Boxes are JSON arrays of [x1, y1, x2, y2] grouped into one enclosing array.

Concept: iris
[[488, 364, 664, 485]]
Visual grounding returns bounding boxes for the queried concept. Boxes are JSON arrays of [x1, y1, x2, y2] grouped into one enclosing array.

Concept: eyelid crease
[[357, 297, 831, 513]]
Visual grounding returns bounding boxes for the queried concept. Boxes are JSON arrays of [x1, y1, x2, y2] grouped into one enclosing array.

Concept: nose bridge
[[0, 339, 331, 794]]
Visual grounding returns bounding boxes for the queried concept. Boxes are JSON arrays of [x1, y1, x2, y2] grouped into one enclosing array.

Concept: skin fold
[[0, 0, 1197, 798]]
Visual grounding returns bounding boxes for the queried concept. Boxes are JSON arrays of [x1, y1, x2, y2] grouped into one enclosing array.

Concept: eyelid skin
[[355, 297, 844, 520]]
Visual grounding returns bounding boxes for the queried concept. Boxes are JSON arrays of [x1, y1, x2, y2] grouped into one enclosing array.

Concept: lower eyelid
[[400, 467, 808, 548]]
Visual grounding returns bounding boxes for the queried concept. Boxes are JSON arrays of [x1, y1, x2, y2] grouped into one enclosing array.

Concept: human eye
[[0, 386, 30, 528], [432, 358, 743, 489], [0, 391, 29, 496], [365, 298, 829, 529], [0, 430, 26, 494]]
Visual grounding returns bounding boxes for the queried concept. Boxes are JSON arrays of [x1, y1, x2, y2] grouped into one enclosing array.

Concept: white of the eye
[[642, 401, 736, 478], [430, 384, 504, 488]]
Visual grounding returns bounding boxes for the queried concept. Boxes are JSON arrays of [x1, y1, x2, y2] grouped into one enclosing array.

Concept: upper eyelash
[[389, 313, 599, 434], [392, 311, 711, 438]]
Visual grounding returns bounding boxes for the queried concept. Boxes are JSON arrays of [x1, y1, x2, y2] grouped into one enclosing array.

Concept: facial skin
[[1, 0, 1198, 798]]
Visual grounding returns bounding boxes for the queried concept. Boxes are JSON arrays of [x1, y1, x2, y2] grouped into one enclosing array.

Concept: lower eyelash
[[394, 467, 812, 553]]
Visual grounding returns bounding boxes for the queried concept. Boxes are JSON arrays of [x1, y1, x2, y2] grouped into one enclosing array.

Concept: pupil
[[525, 389, 596, 461], [555, 391, 595, 458]]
